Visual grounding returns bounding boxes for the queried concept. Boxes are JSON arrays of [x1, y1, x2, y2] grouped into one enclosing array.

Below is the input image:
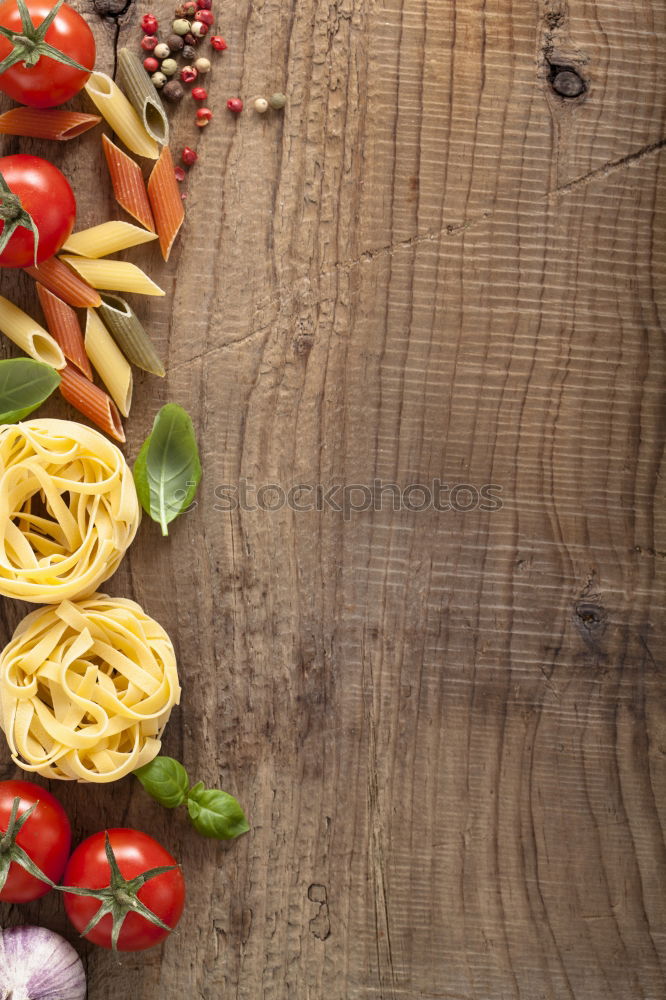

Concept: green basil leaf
[[0, 358, 60, 423], [186, 784, 250, 840], [133, 403, 201, 536], [134, 755, 189, 808]]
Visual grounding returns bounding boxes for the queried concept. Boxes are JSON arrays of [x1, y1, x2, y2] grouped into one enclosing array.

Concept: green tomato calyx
[[58, 832, 179, 951], [0, 795, 55, 892], [0, 0, 89, 76], [0, 170, 39, 264]]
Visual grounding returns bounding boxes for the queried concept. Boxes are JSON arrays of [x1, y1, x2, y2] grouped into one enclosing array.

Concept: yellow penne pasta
[[0, 295, 65, 369], [62, 222, 158, 258], [84, 309, 133, 417], [84, 72, 159, 159], [60, 256, 165, 296]]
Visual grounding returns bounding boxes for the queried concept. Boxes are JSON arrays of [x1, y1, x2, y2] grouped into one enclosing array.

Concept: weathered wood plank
[[0, 0, 664, 996]]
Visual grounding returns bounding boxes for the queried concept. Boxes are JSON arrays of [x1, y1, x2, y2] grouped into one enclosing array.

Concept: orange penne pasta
[[147, 146, 184, 262], [36, 283, 92, 380], [26, 257, 101, 308], [59, 363, 125, 443], [102, 135, 155, 233], [0, 108, 101, 140]]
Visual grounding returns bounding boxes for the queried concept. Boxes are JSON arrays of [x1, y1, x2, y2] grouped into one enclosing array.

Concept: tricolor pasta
[[0, 594, 180, 783], [0, 419, 140, 603], [63, 221, 157, 259], [102, 135, 155, 232], [60, 256, 165, 297], [0, 295, 65, 369], [84, 72, 159, 160]]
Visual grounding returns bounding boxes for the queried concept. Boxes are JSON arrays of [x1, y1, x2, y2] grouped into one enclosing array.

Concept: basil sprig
[[0, 358, 60, 422], [133, 403, 201, 536], [134, 756, 249, 841]]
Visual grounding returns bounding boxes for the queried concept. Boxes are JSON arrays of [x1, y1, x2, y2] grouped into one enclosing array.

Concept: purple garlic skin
[[0, 925, 86, 1000]]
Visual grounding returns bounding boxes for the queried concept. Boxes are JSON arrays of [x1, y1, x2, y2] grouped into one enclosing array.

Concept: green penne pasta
[[117, 48, 169, 147], [97, 293, 165, 377]]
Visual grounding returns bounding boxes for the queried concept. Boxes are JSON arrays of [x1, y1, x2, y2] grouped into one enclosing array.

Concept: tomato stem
[[0, 796, 55, 892], [0, 0, 89, 77], [58, 832, 179, 951], [0, 170, 40, 264]]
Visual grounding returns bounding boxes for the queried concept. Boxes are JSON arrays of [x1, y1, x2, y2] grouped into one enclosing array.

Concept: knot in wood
[[550, 66, 586, 98]]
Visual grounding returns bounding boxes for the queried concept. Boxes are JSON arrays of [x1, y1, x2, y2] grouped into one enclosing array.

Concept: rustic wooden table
[[0, 0, 664, 996]]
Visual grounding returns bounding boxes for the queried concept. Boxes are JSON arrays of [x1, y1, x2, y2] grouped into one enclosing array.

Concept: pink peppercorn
[[210, 35, 227, 50], [174, 166, 186, 182], [191, 86, 208, 100], [141, 13, 158, 33], [194, 9, 214, 25], [180, 65, 198, 83], [143, 56, 159, 72], [196, 0, 212, 8], [196, 106, 213, 125], [141, 35, 158, 51], [226, 97, 242, 113], [181, 146, 198, 166]]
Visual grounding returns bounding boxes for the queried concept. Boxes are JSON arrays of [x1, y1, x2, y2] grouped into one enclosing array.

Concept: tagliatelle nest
[[0, 419, 140, 603], [0, 595, 180, 783]]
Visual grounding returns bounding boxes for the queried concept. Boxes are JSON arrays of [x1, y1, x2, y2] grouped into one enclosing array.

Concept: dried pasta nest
[[0, 419, 140, 603], [0, 595, 180, 783]]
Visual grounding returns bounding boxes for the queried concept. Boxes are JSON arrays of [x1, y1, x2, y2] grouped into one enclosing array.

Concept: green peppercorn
[[161, 58, 178, 76], [172, 18, 190, 34], [268, 92, 287, 110]]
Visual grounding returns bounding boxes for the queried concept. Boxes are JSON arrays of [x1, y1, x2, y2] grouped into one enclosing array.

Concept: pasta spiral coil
[[0, 419, 140, 603], [0, 595, 180, 783]]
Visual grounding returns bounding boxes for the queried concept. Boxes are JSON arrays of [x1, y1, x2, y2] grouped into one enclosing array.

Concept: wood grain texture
[[0, 0, 664, 996]]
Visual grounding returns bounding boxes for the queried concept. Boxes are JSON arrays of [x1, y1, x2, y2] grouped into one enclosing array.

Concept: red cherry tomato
[[0, 0, 95, 109], [0, 154, 76, 267], [63, 829, 185, 951], [0, 780, 71, 903]]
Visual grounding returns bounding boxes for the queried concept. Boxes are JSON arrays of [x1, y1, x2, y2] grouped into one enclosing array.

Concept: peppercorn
[[226, 97, 242, 113], [182, 44, 197, 60], [141, 13, 158, 33], [191, 86, 208, 100], [268, 92, 286, 109], [196, 106, 213, 125], [154, 41, 171, 59], [141, 34, 158, 51], [174, 166, 186, 182], [162, 80, 185, 102], [143, 56, 159, 73], [194, 56, 210, 74], [253, 97, 269, 113], [181, 146, 198, 165], [183, 33, 197, 47], [151, 71, 167, 88], [172, 18, 190, 34], [196, 0, 212, 8], [210, 35, 227, 51], [160, 57, 179, 76], [166, 33, 184, 51], [180, 64, 198, 83], [190, 20, 208, 37], [194, 9, 213, 25]]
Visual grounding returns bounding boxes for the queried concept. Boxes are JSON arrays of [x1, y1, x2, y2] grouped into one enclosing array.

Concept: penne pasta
[[97, 293, 165, 377], [147, 146, 184, 262], [117, 48, 169, 146], [59, 362, 125, 443], [102, 135, 155, 232], [0, 295, 65, 369], [25, 256, 102, 308], [36, 283, 93, 380], [84, 309, 133, 417], [0, 108, 102, 140], [60, 256, 165, 296], [62, 221, 158, 258], [84, 72, 159, 159]]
